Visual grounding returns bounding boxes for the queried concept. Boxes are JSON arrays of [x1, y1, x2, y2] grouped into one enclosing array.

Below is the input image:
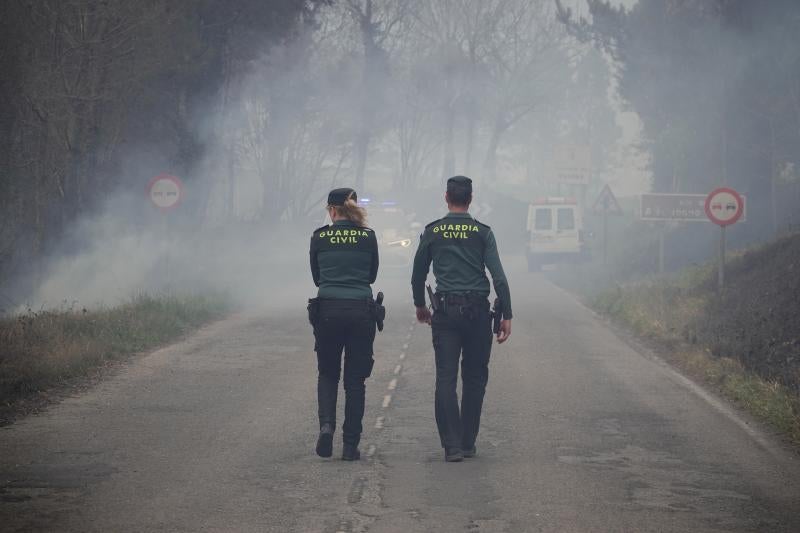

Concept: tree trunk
[[442, 106, 455, 178], [482, 117, 506, 182], [464, 111, 476, 177], [353, 126, 370, 192], [352, 0, 386, 193]]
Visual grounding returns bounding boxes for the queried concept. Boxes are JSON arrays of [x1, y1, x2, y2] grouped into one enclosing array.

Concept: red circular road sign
[[705, 187, 743, 226], [147, 174, 183, 211]]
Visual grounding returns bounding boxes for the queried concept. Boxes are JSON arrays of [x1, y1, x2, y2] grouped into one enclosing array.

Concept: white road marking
[[402, 343, 409, 350], [382, 395, 392, 408], [399, 352, 406, 360], [367, 445, 376, 457], [374, 417, 384, 429], [393, 364, 402, 375], [388, 378, 397, 390]]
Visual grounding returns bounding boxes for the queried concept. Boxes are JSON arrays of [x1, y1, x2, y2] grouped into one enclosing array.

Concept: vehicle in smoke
[[525, 197, 589, 272], [360, 199, 420, 268]]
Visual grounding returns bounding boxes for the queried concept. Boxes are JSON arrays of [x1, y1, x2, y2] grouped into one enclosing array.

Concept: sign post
[[640, 192, 746, 275], [592, 184, 623, 265], [704, 187, 744, 290], [147, 174, 183, 286]]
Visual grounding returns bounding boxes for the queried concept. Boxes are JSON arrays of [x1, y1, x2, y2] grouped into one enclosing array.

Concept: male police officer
[[411, 176, 512, 462]]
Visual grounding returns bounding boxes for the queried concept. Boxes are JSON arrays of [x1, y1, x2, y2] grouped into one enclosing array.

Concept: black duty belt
[[317, 297, 372, 301], [317, 297, 373, 306], [309, 296, 385, 332], [438, 292, 486, 305]]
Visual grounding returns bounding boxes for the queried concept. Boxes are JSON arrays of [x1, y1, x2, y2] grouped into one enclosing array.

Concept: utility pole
[[770, 117, 778, 235], [718, 225, 725, 290]]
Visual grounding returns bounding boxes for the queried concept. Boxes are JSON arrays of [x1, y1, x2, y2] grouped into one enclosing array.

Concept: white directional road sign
[[554, 143, 591, 185], [148, 174, 183, 210]]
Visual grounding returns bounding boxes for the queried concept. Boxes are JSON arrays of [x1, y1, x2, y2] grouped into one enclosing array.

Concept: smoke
[[10, 0, 653, 313]]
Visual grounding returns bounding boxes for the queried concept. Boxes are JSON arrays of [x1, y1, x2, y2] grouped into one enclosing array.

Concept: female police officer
[[308, 188, 379, 460]]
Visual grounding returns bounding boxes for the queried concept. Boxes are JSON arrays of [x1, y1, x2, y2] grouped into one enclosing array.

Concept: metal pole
[[163, 211, 170, 289], [603, 208, 608, 266], [770, 118, 778, 235], [718, 225, 726, 290], [581, 184, 587, 211]]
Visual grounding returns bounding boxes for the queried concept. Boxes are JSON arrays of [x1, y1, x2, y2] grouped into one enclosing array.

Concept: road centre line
[[388, 378, 397, 390], [399, 352, 406, 360], [374, 416, 384, 429], [367, 444, 376, 457], [382, 395, 392, 408], [393, 364, 402, 375]]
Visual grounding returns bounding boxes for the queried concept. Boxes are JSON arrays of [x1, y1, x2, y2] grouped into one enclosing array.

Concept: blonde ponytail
[[332, 199, 368, 227]]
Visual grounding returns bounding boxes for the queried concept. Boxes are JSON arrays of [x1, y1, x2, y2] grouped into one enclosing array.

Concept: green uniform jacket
[[310, 220, 379, 299], [411, 212, 512, 318]]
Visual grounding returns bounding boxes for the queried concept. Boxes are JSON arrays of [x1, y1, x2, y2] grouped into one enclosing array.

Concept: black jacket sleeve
[[310, 235, 320, 287], [410, 231, 432, 307], [484, 230, 512, 319], [369, 231, 379, 284]]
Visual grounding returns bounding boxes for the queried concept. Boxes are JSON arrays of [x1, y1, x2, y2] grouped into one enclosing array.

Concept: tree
[[0, 0, 328, 288], [342, 0, 410, 192], [559, 0, 800, 234], [479, 0, 573, 182]]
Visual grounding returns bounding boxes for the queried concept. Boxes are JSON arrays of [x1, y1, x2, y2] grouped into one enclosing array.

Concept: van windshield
[[557, 208, 575, 230], [534, 208, 552, 230]]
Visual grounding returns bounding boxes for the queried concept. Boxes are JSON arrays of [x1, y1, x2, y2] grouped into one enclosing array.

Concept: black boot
[[316, 423, 334, 458], [317, 372, 338, 458], [342, 442, 361, 461], [444, 447, 464, 462]]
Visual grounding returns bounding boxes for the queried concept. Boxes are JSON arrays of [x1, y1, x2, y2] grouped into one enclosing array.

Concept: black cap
[[447, 175, 472, 194], [327, 187, 357, 206]]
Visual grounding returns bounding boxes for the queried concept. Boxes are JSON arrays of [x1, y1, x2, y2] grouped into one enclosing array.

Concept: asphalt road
[[2, 266, 800, 532]]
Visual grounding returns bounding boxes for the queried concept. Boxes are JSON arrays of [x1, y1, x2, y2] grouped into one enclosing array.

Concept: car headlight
[[387, 239, 412, 248]]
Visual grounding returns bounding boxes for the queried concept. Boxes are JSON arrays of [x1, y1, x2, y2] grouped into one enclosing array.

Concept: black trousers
[[313, 299, 376, 446], [431, 297, 493, 450]]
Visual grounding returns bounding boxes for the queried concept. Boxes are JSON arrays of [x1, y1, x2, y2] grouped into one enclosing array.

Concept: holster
[[307, 298, 320, 327], [492, 297, 503, 334], [373, 292, 386, 332]]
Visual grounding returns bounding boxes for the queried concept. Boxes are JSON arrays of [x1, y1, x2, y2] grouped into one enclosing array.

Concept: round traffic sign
[[705, 187, 743, 226], [148, 174, 183, 210]]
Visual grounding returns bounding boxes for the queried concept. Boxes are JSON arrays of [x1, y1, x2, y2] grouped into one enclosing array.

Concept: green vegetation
[[0, 293, 230, 418], [589, 233, 800, 446]]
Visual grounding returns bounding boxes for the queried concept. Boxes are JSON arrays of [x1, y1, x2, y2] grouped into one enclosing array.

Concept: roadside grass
[[592, 274, 800, 447], [0, 292, 230, 415]]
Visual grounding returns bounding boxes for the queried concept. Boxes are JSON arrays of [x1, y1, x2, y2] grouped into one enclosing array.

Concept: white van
[[526, 197, 588, 271]]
